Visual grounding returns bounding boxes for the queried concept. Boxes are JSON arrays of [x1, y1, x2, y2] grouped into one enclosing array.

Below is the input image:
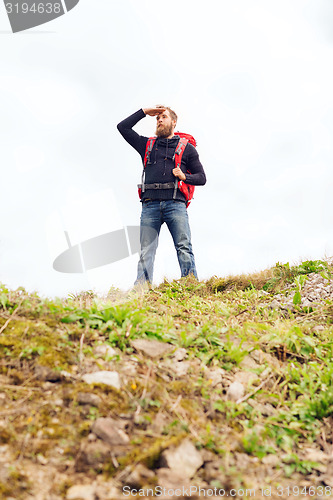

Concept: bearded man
[[117, 106, 206, 285]]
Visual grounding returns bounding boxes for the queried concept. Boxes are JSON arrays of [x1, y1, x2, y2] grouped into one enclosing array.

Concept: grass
[[0, 259, 333, 496]]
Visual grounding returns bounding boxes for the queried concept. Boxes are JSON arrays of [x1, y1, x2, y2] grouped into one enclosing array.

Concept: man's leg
[[163, 200, 198, 279], [135, 201, 161, 285]]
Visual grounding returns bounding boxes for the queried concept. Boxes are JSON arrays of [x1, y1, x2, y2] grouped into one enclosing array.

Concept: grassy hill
[[1, 259, 333, 499]]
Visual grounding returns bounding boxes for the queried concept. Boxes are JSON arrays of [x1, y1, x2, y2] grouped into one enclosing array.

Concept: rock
[[247, 399, 275, 416], [95, 483, 120, 500], [260, 367, 272, 379], [250, 349, 281, 370], [159, 439, 203, 478], [303, 447, 331, 463], [262, 454, 280, 466], [131, 339, 173, 358], [36, 454, 48, 465], [205, 367, 225, 387], [203, 460, 224, 482], [82, 371, 121, 389], [77, 392, 102, 407], [35, 365, 62, 382], [93, 344, 117, 358], [235, 452, 258, 470], [92, 418, 129, 446], [123, 463, 155, 488], [60, 370, 77, 380], [156, 467, 192, 490], [76, 440, 111, 472], [239, 355, 259, 370], [171, 360, 191, 378], [226, 382, 245, 401], [234, 370, 259, 387], [200, 448, 216, 463], [302, 298, 312, 307], [171, 348, 187, 362], [150, 412, 168, 434], [66, 484, 96, 500], [121, 360, 138, 377]]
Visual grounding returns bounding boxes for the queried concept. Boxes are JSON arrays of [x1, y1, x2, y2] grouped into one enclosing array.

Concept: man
[[117, 106, 206, 285]]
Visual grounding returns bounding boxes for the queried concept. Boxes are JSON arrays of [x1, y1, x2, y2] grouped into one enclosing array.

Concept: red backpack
[[138, 133, 196, 208]]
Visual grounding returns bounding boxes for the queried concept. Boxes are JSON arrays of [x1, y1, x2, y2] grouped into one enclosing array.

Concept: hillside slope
[[1, 259, 333, 499]]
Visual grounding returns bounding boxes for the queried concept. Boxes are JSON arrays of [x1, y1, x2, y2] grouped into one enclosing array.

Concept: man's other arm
[[183, 145, 206, 185], [117, 109, 148, 159]]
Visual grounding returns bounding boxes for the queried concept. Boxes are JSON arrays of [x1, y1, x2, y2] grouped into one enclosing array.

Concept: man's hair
[[157, 105, 178, 123]]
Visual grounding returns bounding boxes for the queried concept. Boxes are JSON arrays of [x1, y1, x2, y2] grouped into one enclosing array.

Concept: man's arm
[[117, 109, 148, 158], [117, 107, 166, 159], [180, 144, 206, 186]]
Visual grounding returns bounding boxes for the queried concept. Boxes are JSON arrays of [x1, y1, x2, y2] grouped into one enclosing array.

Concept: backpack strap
[[144, 137, 157, 167], [141, 137, 157, 194], [172, 137, 188, 199]]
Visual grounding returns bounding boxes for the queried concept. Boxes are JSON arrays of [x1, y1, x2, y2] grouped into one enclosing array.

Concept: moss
[[116, 433, 187, 470], [168, 380, 197, 397], [0, 427, 15, 444], [0, 468, 31, 499]]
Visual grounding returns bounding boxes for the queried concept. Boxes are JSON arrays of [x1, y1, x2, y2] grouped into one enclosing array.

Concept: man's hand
[[143, 106, 166, 117], [173, 166, 186, 181]]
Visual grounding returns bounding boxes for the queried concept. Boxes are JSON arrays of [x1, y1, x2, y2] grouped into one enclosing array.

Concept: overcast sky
[[1, 0, 333, 298]]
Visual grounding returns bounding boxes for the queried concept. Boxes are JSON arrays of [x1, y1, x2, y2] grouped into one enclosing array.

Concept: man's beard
[[156, 122, 173, 138]]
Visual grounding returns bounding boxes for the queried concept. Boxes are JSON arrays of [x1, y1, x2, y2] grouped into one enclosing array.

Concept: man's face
[[155, 109, 176, 138]]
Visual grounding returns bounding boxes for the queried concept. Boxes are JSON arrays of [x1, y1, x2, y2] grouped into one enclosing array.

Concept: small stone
[[121, 360, 138, 377], [92, 418, 129, 446], [303, 448, 331, 463], [203, 460, 224, 482], [82, 371, 121, 389], [94, 344, 117, 358], [77, 393, 102, 407], [205, 367, 225, 387], [200, 448, 216, 463], [262, 454, 280, 466], [35, 365, 62, 382], [156, 468, 191, 490], [260, 367, 272, 379], [250, 350, 280, 369], [234, 371, 259, 387], [172, 360, 191, 378], [302, 298, 312, 307], [247, 399, 275, 416], [151, 412, 168, 434], [60, 370, 76, 380], [76, 440, 111, 471], [171, 348, 187, 362], [159, 439, 203, 478], [239, 355, 259, 370], [123, 463, 155, 488], [227, 382, 245, 401], [53, 399, 64, 407], [66, 484, 96, 500], [131, 338, 173, 358], [36, 454, 48, 465]]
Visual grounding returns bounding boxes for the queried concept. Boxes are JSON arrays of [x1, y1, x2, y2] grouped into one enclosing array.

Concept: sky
[[0, 0, 333, 298]]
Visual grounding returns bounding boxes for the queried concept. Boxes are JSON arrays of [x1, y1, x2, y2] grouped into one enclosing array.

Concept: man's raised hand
[[143, 106, 166, 116]]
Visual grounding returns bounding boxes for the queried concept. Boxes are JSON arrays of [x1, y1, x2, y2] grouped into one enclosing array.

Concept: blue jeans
[[135, 200, 198, 284]]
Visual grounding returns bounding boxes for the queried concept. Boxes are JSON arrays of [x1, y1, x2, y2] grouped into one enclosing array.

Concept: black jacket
[[117, 109, 206, 203]]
